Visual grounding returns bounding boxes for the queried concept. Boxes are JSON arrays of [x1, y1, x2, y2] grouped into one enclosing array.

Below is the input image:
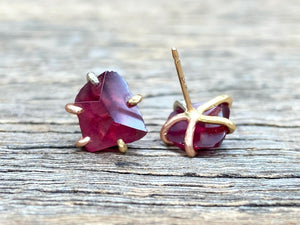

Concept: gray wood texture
[[0, 0, 299, 224]]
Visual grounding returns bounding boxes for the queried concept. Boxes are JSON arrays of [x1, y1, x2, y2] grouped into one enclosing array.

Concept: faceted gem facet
[[166, 102, 230, 150], [74, 71, 147, 152]]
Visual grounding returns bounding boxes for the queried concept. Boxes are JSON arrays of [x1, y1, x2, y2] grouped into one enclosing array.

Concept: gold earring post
[[171, 47, 194, 113]]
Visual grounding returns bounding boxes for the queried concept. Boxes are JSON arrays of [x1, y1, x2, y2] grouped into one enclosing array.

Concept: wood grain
[[0, 0, 299, 224]]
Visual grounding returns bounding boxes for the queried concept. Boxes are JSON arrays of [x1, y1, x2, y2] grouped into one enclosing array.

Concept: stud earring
[[65, 71, 147, 153], [160, 48, 236, 157]]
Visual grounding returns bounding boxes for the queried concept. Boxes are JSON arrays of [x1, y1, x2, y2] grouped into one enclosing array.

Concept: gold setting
[[160, 48, 236, 157]]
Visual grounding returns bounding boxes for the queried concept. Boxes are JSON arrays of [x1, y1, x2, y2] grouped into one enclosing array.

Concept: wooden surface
[[0, 0, 299, 224]]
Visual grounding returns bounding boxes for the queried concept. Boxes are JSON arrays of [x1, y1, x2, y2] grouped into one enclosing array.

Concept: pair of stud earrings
[[65, 48, 236, 157]]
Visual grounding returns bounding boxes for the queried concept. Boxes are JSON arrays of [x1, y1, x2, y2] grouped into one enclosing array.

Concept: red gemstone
[[74, 71, 147, 152], [166, 102, 230, 150]]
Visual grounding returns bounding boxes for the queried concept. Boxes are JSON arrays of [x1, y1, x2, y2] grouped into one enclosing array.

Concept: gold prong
[[199, 115, 236, 133], [65, 103, 83, 115], [127, 94, 143, 106], [117, 139, 127, 153], [184, 118, 198, 157], [75, 136, 91, 148], [196, 94, 236, 133], [197, 95, 233, 114], [173, 100, 186, 111], [160, 113, 189, 145], [86, 72, 99, 84]]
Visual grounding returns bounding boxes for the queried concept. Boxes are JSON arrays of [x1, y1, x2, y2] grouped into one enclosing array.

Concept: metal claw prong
[[65, 103, 83, 115], [75, 136, 91, 148], [127, 94, 143, 106], [117, 139, 127, 153], [86, 72, 99, 84]]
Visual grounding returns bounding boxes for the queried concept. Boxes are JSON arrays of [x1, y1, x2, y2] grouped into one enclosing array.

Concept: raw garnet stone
[[166, 102, 230, 150], [74, 71, 147, 152]]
